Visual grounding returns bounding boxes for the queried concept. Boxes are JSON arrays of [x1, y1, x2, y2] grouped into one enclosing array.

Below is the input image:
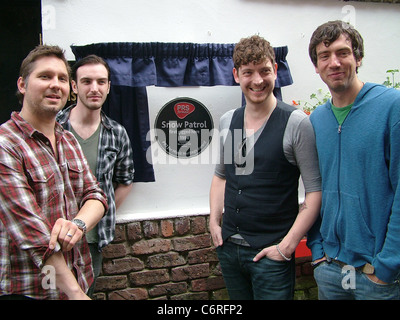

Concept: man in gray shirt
[[209, 35, 321, 300], [57, 55, 134, 297]]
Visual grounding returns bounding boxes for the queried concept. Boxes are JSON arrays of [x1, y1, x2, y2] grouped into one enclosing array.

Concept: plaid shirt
[[0, 112, 108, 299], [57, 105, 134, 250]]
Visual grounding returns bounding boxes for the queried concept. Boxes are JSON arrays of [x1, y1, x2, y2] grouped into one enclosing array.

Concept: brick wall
[[92, 214, 317, 300]]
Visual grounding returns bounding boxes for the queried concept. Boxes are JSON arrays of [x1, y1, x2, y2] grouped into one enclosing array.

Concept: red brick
[[171, 292, 209, 300], [92, 292, 106, 300], [95, 275, 128, 291], [113, 224, 126, 243], [127, 222, 142, 241], [109, 288, 148, 300], [148, 282, 188, 297], [147, 252, 186, 269], [102, 243, 127, 259], [210, 262, 223, 276], [171, 263, 210, 281], [191, 276, 225, 292], [174, 217, 190, 235], [172, 234, 211, 252], [160, 219, 174, 238], [191, 216, 206, 234], [131, 238, 171, 255], [143, 220, 159, 238], [187, 247, 218, 264], [103, 257, 144, 275], [130, 269, 170, 286]]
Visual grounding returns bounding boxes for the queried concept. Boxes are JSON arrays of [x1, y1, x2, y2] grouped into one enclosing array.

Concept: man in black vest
[[209, 35, 322, 299]]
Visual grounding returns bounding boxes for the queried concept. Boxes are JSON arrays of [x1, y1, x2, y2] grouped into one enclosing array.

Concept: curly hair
[[309, 20, 364, 68], [233, 35, 275, 70]]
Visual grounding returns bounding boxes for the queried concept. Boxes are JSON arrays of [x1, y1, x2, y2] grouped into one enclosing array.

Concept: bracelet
[[276, 244, 292, 261]]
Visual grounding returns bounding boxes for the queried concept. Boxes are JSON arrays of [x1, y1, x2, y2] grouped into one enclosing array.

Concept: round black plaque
[[154, 97, 214, 158]]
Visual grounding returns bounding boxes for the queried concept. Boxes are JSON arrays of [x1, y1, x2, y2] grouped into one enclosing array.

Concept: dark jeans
[[216, 241, 295, 300], [87, 243, 103, 298]]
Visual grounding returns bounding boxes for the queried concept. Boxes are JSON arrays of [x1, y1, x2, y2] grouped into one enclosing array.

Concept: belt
[[227, 236, 251, 247], [227, 236, 281, 248], [327, 256, 375, 275]]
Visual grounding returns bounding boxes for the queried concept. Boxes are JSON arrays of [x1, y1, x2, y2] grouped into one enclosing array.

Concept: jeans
[[87, 243, 103, 298], [216, 241, 295, 300], [314, 260, 400, 300]]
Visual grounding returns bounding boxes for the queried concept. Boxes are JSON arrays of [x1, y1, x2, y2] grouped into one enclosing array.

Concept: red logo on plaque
[[174, 102, 195, 119]]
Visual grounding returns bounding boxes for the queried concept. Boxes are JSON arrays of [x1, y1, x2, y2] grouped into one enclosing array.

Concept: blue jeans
[[314, 260, 400, 300], [216, 241, 295, 300]]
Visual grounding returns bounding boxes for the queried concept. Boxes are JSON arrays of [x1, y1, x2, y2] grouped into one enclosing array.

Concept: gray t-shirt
[[214, 107, 321, 194], [70, 124, 101, 244]]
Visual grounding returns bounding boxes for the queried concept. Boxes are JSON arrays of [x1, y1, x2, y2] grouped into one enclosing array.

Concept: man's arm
[[44, 251, 90, 300], [45, 199, 106, 298], [253, 191, 321, 261], [209, 175, 226, 247], [278, 191, 322, 256], [372, 120, 400, 284], [114, 183, 133, 209], [49, 199, 105, 251]]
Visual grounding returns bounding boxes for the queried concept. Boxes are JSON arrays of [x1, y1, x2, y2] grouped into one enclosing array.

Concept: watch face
[[73, 219, 86, 232], [74, 219, 84, 227]]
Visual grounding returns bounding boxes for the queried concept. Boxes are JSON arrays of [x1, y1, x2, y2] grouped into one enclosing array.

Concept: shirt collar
[[58, 104, 113, 131], [12, 111, 65, 142]]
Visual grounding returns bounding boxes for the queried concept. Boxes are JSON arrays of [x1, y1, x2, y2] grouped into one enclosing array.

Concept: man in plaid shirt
[[57, 55, 134, 296], [0, 45, 108, 300]]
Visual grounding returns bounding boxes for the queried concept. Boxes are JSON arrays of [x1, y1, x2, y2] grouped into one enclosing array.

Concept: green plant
[[383, 69, 400, 89], [292, 89, 331, 115]]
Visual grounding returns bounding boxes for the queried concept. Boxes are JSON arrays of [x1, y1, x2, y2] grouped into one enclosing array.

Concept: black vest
[[222, 101, 300, 249]]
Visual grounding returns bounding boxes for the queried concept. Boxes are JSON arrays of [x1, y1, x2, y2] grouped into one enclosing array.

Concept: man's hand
[[209, 222, 223, 248], [49, 218, 83, 251], [312, 256, 327, 267], [366, 274, 388, 285], [253, 245, 288, 262], [209, 175, 226, 248]]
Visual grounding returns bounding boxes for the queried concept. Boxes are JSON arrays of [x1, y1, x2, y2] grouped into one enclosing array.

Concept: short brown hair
[[233, 35, 275, 70], [309, 20, 364, 68], [71, 54, 111, 82], [17, 45, 70, 104]]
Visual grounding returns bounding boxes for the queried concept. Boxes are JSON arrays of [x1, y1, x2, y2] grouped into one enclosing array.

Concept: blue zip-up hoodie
[[308, 83, 400, 283]]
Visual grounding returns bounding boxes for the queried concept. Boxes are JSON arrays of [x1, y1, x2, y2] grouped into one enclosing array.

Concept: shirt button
[[236, 208, 240, 213], [238, 190, 242, 194]]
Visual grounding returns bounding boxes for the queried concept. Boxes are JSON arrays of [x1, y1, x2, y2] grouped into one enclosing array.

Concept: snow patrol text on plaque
[[155, 97, 214, 158]]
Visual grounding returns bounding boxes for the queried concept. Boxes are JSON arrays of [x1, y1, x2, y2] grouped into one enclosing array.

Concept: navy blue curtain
[[71, 42, 293, 182]]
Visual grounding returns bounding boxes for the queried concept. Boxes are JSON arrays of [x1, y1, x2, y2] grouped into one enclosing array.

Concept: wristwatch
[[72, 218, 87, 234]]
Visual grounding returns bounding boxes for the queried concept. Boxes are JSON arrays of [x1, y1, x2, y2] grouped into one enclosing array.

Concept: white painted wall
[[42, 0, 400, 219]]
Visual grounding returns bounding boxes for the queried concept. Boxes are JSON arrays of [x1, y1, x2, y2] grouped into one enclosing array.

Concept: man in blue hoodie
[[307, 20, 400, 299]]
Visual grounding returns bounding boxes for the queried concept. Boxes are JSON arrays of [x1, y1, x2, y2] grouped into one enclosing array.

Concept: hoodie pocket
[[320, 190, 375, 256], [337, 192, 375, 255]]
